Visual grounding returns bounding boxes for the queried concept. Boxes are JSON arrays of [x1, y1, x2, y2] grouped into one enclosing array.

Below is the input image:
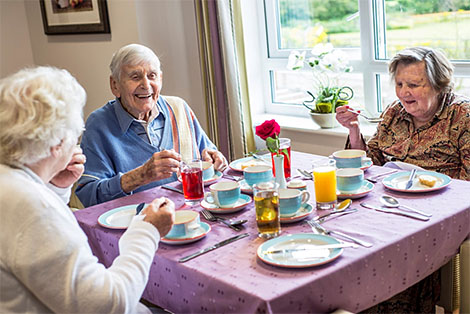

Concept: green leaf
[[265, 136, 280, 154]]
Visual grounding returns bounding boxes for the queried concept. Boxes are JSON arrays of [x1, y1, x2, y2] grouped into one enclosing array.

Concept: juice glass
[[271, 138, 291, 179], [312, 159, 337, 210], [180, 159, 204, 205], [253, 181, 281, 238]]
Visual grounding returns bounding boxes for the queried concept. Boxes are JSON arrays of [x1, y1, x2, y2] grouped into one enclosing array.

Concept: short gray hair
[[389, 47, 454, 95], [0, 66, 86, 165], [109, 44, 161, 82]]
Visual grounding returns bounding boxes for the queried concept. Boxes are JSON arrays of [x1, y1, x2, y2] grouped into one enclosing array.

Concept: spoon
[[228, 219, 248, 227], [316, 199, 352, 220], [380, 195, 432, 217]]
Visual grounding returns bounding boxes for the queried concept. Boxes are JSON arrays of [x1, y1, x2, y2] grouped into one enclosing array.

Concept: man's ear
[[110, 76, 121, 98]]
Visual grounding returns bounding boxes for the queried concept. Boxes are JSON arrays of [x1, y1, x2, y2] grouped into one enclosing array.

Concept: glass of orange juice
[[312, 159, 337, 210]]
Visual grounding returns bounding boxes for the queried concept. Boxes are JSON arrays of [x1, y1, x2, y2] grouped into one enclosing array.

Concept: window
[[255, 0, 470, 118]]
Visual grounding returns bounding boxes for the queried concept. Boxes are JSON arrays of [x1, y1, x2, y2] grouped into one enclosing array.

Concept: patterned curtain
[[194, 0, 255, 162]]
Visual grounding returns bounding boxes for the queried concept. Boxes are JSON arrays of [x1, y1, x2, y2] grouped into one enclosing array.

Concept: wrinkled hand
[[50, 146, 86, 188], [141, 149, 182, 181], [336, 105, 360, 131], [142, 197, 175, 237], [202, 149, 227, 172]]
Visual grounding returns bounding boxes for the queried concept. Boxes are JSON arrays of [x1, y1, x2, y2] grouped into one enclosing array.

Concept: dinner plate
[[200, 194, 252, 214], [98, 204, 146, 229], [229, 155, 271, 172], [161, 222, 211, 245], [178, 171, 223, 186], [337, 181, 374, 199], [257, 233, 343, 268], [280, 204, 314, 224], [382, 170, 451, 192]]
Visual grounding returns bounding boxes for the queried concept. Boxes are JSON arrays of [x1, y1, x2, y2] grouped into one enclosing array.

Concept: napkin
[[383, 161, 425, 171]]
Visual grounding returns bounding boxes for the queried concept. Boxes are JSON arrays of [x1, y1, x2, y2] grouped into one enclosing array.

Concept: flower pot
[[309, 112, 337, 128]]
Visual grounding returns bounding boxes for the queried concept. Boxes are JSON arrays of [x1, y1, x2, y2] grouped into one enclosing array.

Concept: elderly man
[[76, 44, 227, 207]]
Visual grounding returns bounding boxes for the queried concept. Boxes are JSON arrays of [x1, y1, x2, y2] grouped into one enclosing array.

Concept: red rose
[[255, 119, 280, 140]]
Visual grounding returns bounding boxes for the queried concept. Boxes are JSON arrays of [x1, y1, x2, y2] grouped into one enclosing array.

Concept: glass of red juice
[[180, 159, 204, 205], [271, 138, 291, 179]]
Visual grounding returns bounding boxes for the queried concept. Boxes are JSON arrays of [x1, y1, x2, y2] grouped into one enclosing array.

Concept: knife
[[360, 203, 429, 221], [405, 169, 417, 189], [161, 185, 184, 194], [263, 243, 357, 254], [178, 233, 249, 263], [314, 208, 358, 223]]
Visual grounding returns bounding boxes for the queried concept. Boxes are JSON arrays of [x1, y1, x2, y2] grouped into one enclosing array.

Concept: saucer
[[280, 204, 314, 224], [161, 222, 211, 245], [200, 194, 252, 214], [239, 179, 253, 194], [98, 204, 148, 229], [337, 181, 374, 199], [178, 171, 222, 186], [360, 160, 373, 171]]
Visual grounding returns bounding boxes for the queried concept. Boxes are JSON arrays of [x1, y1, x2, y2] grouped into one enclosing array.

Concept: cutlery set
[[360, 203, 430, 221], [307, 220, 373, 248], [365, 169, 398, 183]]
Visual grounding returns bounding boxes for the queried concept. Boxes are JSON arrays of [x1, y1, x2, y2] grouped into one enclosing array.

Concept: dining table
[[73, 151, 470, 313]]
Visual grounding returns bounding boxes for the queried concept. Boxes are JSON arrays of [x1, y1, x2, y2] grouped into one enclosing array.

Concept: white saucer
[[161, 222, 211, 245], [280, 204, 314, 224], [360, 160, 373, 171], [200, 194, 252, 214], [98, 204, 147, 229], [178, 171, 223, 186], [337, 181, 374, 199], [239, 179, 253, 194]]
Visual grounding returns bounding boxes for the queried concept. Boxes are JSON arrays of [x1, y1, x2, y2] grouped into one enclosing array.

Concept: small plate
[[239, 179, 253, 194], [337, 181, 374, 199], [229, 155, 271, 172], [200, 194, 252, 214], [280, 204, 314, 224], [257, 233, 343, 268], [178, 170, 223, 186], [382, 170, 451, 193], [161, 222, 211, 245], [98, 204, 145, 229], [360, 160, 373, 171]]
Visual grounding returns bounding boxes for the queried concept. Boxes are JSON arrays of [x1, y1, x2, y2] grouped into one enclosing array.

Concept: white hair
[[109, 44, 161, 82], [0, 66, 86, 165]]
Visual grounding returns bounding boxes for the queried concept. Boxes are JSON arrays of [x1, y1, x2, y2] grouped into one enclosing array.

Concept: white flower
[[286, 51, 306, 70], [311, 43, 333, 57]]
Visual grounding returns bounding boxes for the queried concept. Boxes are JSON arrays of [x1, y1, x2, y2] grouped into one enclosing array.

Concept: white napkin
[[383, 161, 425, 171]]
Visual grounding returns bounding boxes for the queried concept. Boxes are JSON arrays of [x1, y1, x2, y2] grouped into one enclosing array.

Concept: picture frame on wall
[[39, 0, 110, 35]]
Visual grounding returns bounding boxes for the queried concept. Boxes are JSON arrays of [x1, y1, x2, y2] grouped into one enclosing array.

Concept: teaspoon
[[229, 219, 248, 227], [380, 195, 432, 217]]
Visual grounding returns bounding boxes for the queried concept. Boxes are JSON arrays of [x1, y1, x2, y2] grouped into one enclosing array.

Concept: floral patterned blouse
[[365, 92, 470, 180]]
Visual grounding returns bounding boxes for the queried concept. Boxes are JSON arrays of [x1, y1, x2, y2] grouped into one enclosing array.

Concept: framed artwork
[[39, 0, 110, 35]]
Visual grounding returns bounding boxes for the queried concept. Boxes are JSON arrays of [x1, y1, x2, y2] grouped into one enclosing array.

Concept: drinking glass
[[180, 159, 204, 205], [312, 159, 337, 210], [270, 138, 291, 179], [253, 181, 281, 238]]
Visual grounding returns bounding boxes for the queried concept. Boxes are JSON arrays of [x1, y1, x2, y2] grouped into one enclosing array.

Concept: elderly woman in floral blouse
[[336, 46, 470, 181]]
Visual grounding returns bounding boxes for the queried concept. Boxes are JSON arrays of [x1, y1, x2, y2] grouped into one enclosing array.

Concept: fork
[[346, 108, 383, 123], [224, 174, 243, 182], [200, 209, 241, 231], [307, 220, 373, 248], [297, 169, 313, 180], [366, 169, 398, 183]]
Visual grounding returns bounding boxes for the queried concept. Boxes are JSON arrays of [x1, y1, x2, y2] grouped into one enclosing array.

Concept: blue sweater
[[76, 96, 216, 207]]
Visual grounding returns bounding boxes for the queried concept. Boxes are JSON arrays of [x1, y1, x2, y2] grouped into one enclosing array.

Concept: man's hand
[[202, 149, 227, 172], [121, 150, 181, 193], [142, 197, 175, 237], [50, 146, 86, 188]]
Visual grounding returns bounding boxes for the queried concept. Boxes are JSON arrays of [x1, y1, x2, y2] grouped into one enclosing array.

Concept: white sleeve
[[46, 182, 72, 204]]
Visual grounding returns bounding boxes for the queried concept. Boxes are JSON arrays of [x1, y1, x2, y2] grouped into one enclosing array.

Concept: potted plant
[[287, 42, 354, 128]]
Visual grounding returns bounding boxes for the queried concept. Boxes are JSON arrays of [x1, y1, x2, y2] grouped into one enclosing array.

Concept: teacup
[[165, 210, 200, 238], [204, 181, 240, 208], [287, 179, 307, 191], [336, 168, 364, 194], [331, 149, 371, 169], [278, 188, 310, 217], [201, 161, 215, 181], [243, 165, 273, 187]]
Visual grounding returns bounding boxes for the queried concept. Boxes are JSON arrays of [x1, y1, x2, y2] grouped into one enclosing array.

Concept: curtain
[[194, 0, 255, 162]]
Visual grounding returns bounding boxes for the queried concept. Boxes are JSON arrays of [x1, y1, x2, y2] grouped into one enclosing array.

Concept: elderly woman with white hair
[[0, 66, 175, 313]]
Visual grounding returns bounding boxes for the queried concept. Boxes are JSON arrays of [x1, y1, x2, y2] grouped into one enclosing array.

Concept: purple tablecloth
[[74, 152, 470, 313]]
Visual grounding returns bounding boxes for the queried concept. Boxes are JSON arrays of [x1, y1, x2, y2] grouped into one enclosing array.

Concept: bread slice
[[418, 174, 437, 187]]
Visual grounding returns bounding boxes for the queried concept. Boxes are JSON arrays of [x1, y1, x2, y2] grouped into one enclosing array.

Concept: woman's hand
[[142, 197, 175, 237], [336, 105, 360, 131], [50, 146, 86, 188]]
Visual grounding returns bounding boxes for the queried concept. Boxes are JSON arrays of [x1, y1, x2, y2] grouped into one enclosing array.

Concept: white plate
[[200, 194, 252, 214], [382, 170, 451, 193], [360, 160, 373, 171], [239, 179, 253, 194], [257, 233, 343, 268], [280, 204, 314, 224], [161, 222, 211, 245], [178, 171, 223, 186], [98, 204, 145, 229], [229, 155, 271, 172], [337, 181, 374, 199]]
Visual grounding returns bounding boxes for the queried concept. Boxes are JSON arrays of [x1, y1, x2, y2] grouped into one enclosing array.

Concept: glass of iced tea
[[180, 159, 204, 205], [253, 181, 280, 238], [312, 159, 337, 210]]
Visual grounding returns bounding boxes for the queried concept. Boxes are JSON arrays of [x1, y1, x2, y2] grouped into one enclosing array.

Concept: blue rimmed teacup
[[204, 181, 240, 208], [165, 210, 200, 238], [331, 149, 371, 169], [279, 188, 310, 217], [243, 165, 273, 187], [336, 168, 364, 194]]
